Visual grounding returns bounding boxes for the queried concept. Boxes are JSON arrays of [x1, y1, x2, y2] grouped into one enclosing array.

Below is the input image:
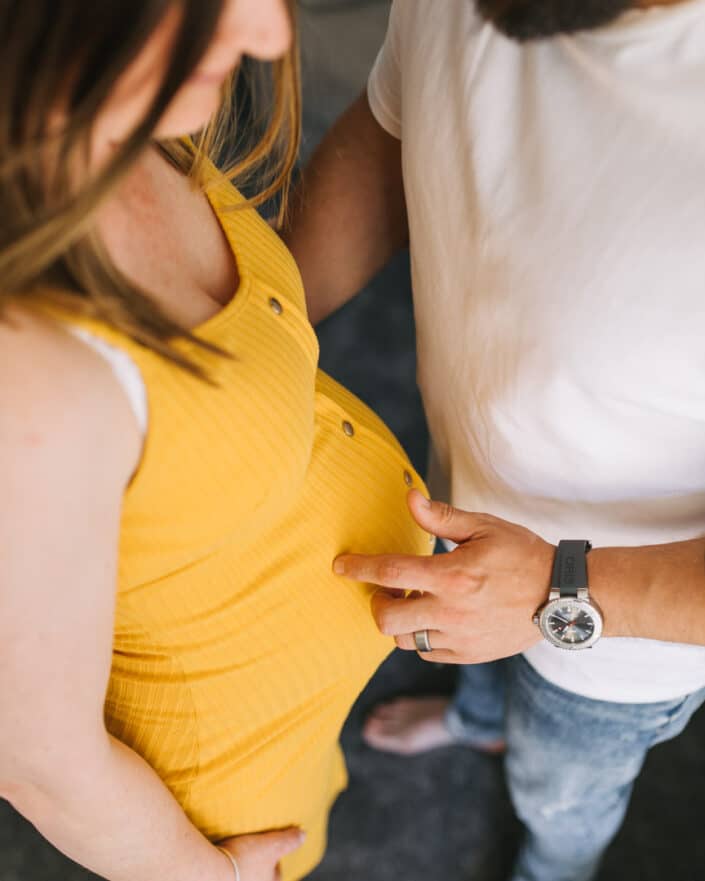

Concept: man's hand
[[334, 490, 555, 664]]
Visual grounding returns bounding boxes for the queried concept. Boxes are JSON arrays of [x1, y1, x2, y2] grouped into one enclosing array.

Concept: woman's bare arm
[[0, 312, 233, 881]]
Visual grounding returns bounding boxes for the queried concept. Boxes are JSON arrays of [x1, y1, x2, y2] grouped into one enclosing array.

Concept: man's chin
[[475, 0, 637, 41]]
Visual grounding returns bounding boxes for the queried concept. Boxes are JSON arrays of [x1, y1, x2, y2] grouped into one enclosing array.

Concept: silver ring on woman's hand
[[217, 846, 241, 881], [414, 629, 433, 653]]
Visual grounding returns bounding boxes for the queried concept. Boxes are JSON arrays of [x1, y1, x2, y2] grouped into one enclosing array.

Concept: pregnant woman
[[0, 2, 430, 880]]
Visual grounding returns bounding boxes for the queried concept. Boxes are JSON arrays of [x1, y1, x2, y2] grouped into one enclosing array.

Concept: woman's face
[[93, 0, 291, 157]]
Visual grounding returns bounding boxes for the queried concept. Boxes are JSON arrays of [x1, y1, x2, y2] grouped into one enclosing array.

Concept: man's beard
[[475, 0, 638, 40]]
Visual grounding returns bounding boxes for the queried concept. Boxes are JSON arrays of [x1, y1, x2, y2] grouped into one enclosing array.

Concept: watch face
[[542, 599, 601, 649], [547, 603, 594, 644]]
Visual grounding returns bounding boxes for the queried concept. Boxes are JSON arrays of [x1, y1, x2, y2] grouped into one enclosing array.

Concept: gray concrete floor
[[3, 3, 704, 880]]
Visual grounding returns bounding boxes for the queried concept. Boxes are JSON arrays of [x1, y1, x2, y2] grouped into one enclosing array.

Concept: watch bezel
[[537, 596, 603, 650]]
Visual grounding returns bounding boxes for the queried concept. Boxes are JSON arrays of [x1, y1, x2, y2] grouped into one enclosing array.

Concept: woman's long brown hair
[[0, 1, 301, 371]]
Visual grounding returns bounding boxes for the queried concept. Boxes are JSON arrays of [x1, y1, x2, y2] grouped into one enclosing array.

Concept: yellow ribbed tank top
[[59, 164, 432, 880]]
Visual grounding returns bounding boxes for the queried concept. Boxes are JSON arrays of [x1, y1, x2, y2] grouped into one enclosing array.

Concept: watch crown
[[532, 613, 540, 626]]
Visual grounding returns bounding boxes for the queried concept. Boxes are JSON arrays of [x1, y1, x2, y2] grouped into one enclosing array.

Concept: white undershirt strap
[[68, 326, 148, 437]]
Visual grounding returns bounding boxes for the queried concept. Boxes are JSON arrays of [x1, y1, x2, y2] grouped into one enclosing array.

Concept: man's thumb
[[407, 489, 480, 543]]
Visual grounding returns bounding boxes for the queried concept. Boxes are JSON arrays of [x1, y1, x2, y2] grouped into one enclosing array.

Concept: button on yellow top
[[269, 296, 283, 315]]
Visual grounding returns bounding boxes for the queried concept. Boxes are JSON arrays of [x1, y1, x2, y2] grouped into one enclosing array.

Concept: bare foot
[[362, 696, 505, 756]]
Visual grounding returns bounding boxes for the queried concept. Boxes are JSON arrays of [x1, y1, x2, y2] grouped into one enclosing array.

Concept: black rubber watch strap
[[550, 540, 592, 598]]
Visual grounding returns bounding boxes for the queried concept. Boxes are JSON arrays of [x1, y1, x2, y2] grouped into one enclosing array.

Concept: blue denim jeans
[[446, 655, 705, 881]]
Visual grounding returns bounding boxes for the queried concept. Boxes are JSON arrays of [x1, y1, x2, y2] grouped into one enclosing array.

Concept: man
[[284, 1, 705, 879]]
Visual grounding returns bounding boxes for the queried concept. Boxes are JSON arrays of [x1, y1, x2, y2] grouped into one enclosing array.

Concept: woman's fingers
[[218, 827, 305, 880], [247, 827, 305, 863]]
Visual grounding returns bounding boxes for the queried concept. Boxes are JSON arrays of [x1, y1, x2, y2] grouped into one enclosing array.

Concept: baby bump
[[104, 370, 431, 877]]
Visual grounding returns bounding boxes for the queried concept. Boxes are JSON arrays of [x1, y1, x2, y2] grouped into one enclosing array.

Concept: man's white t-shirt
[[367, 0, 705, 703]]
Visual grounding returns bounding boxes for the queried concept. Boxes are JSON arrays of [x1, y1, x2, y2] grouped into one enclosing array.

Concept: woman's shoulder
[[0, 305, 142, 490]]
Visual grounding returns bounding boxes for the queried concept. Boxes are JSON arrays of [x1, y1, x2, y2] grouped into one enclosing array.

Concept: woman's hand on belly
[[218, 827, 305, 881]]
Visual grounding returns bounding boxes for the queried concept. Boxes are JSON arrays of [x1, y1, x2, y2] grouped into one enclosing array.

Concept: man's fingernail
[[298, 830, 307, 843], [418, 492, 431, 508], [333, 558, 346, 575]]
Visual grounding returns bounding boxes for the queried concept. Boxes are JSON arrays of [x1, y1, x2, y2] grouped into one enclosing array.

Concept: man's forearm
[[591, 538, 705, 645], [283, 91, 408, 325], [3, 734, 230, 881]]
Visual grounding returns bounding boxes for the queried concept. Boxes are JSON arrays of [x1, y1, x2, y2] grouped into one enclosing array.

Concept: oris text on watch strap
[[550, 540, 592, 597]]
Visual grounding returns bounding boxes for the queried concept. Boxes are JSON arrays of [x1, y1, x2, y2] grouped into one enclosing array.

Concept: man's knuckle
[[376, 609, 396, 635], [412, 602, 433, 629], [435, 608, 458, 632], [451, 565, 483, 593], [444, 569, 470, 593], [435, 501, 455, 524], [377, 562, 402, 583]]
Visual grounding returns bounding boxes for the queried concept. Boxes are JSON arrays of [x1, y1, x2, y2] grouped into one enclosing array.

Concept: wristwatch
[[533, 540, 603, 650]]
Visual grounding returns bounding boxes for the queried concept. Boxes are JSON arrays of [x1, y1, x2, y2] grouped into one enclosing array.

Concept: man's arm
[[282, 91, 407, 325], [589, 537, 705, 646], [332, 491, 705, 664]]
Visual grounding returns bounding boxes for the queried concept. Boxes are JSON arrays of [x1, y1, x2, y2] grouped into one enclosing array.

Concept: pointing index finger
[[333, 552, 441, 592]]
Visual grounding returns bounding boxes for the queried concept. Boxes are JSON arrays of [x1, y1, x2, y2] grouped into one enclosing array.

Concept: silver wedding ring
[[414, 629, 433, 653]]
